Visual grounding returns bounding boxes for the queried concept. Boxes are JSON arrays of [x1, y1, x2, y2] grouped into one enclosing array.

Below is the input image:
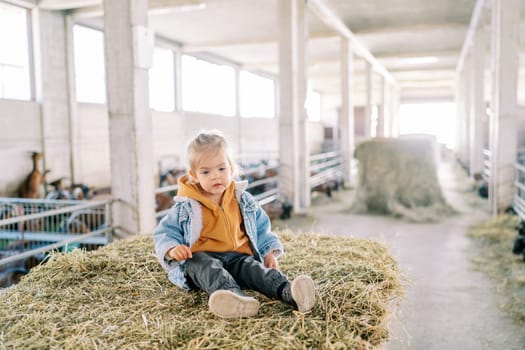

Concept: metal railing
[[513, 149, 525, 220], [309, 151, 343, 189], [239, 157, 280, 207], [248, 176, 280, 206], [0, 198, 111, 268], [482, 148, 491, 182]]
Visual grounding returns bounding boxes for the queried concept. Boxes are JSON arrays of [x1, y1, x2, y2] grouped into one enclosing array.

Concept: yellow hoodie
[[177, 175, 252, 255]]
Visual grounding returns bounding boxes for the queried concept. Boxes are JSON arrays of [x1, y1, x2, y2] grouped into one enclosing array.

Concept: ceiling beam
[[69, 0, 204, 18], [38, 0, 100, 10], [3, 0, 38, 8], [374, 50, 459, 60], [307, 0, 397, 86], [456, 0, 487, 72], [244, 55, 459, 73], [181, 32, 338, 52], [352, 22, 468, 36], [182, 39, 276, 52]]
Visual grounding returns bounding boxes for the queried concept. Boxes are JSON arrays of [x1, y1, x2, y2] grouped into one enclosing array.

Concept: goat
[[512, 220, 525, 261], [18, 152, 47, 199], [46, 177, 72, 200]]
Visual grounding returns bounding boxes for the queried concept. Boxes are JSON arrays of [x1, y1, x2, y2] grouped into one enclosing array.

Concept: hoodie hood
[[177, 174, 249, 204], [177, 174, 233, 214]]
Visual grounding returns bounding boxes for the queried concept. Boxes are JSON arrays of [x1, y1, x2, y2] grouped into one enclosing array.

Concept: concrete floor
[[272, 158, 525, 350]]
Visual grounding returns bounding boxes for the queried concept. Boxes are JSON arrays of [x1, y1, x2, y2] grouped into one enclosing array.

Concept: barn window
[[240, 71, 275, 118], [73, 25, 106, 104], [0, 2, 31, 100], [149, 47, 175, 112], [181, 54, 235, 116]]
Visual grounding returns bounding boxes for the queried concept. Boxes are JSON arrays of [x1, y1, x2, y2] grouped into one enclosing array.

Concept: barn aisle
[[272, 155, 525, 349]]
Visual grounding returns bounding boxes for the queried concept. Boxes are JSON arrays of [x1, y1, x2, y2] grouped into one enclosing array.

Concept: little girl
[[154, 130, 316, 318]]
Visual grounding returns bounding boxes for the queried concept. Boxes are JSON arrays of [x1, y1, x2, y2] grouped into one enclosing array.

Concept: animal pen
[[482, 147, 525, 220], [0, 198, 111, 287]]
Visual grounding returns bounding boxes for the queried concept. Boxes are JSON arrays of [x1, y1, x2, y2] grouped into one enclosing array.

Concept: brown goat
[[18, 152, 46, 199]]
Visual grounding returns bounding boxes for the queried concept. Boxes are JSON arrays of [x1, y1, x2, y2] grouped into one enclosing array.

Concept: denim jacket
[[153, 181, 284, 290]]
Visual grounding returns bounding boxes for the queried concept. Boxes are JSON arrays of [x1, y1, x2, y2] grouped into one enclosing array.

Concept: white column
[[103, 0, 156, 235], [235, 67, 242, 155], [469, 28, 487, 177], [463, 54, 472, 168], [390, 85, 400, 137], [33, 10, 72, 184], [65, 15, 80, 183], [489, 0, 520, 214], [340, 36, 355, 185], [364, 61, 373, 138], [278, 0, 310, 211], [173, 48, 182, 112], [383, 81, 391, 137], [377, 76, 386, 137], [456, 55, 471, 167], [455, 68, 465, 160]]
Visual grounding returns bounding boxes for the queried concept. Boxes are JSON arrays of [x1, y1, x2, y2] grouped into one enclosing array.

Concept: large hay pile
[[351, 137, 455, 222], [0, 231, 403, 349], [469, 215, 525, 324]]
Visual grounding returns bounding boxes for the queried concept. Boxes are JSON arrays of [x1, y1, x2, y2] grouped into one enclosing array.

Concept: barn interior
[[1, 0, 525, 348]]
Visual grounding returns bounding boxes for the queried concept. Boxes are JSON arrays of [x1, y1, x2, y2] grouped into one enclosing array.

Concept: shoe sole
[[291, 275, 316, 313], [208, 290, 260, 318]]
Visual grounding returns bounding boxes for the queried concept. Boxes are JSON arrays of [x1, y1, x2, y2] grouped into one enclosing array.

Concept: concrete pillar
[[456, 55, 471, 168], [173, 49, 182, 112], [339, 36, 355, 185], [364, 61, 372, 138], [376, 76, 386, 137], [489, 0, 520, 214], [383, 81, 391, 137], [278, 0, 310, 211], [469, 28, 487, 177], [33, 10, 72, 185], [455, 69, 465, 160], [389, 85, 400, 137], [463, 54, 472, 169], [65, 15, 80, 184], [234, 67, 242, 155], [103, 0, 156, 235]]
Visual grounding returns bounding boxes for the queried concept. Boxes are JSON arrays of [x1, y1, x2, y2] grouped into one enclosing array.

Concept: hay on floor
[[0, 231, 403, 349], [351, 136, 455, 222], [469, 214, 525, 324]]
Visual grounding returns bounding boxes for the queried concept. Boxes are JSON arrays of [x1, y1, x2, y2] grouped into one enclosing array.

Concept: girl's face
[[190, 150, 233, 202]]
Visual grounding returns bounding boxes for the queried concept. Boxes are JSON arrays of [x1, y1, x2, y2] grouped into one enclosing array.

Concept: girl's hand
[[168, 245, 193, 261], [264, 251, 279, 270]]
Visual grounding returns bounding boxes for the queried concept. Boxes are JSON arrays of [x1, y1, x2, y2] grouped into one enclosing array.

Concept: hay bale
[[351, 137, 455, 222], [0, 231, 403, 349], [469, 215, 525, 324]]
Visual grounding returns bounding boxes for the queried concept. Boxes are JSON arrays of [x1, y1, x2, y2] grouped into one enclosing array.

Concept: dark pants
[[185, 251, 288, 300]]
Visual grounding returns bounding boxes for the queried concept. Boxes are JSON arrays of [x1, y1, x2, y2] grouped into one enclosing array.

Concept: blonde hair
[[187, 129, 234, 172]]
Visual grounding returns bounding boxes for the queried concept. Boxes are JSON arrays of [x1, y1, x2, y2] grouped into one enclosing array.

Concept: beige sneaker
[[208, 290, 260, 318], [291, 275, 316, 313]]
